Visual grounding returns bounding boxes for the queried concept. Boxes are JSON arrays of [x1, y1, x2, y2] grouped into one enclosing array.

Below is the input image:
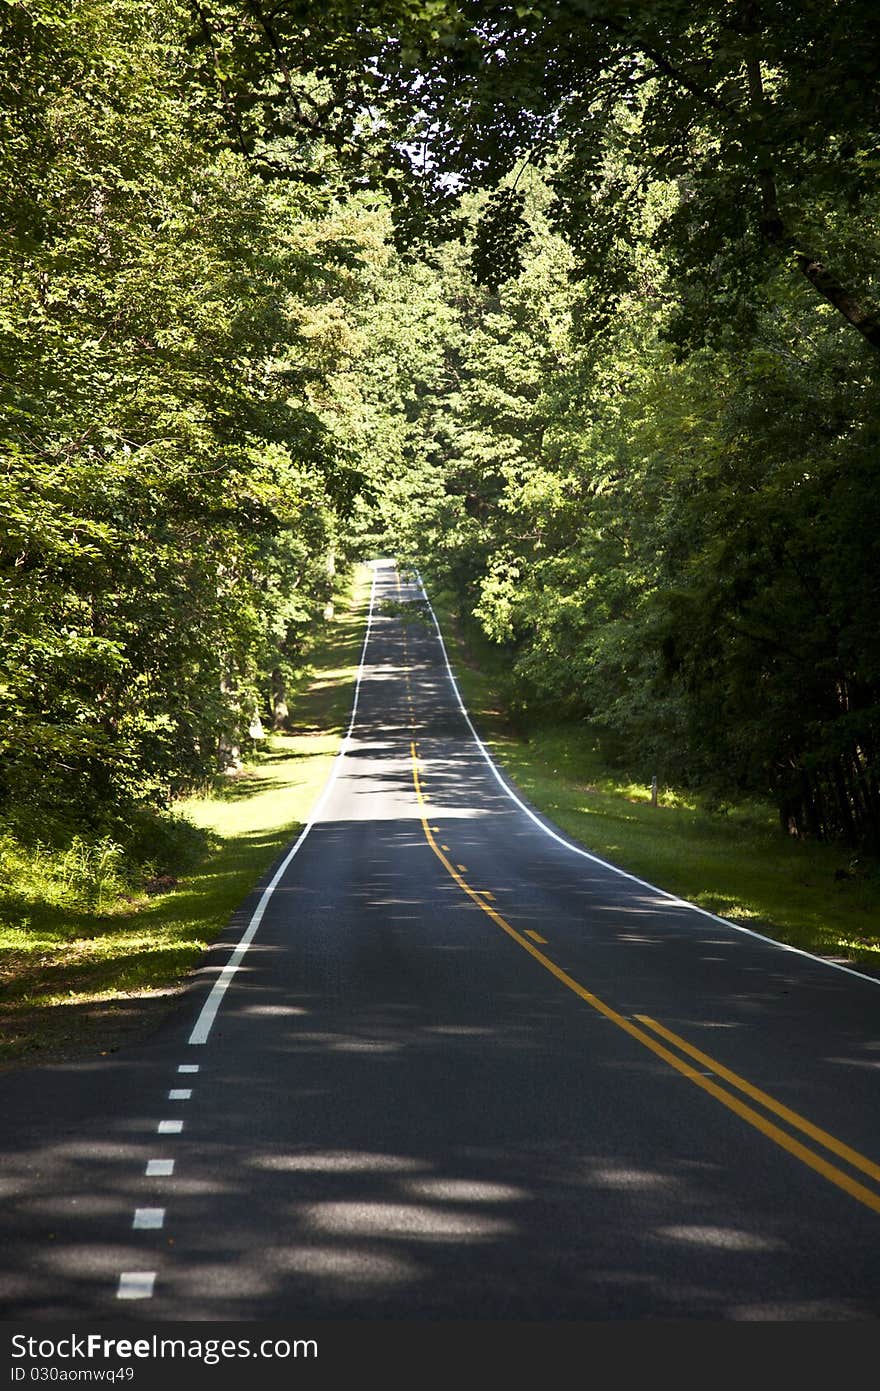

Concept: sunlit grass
[[0, 563, 372, 1068], [431, 594, 880, 972]]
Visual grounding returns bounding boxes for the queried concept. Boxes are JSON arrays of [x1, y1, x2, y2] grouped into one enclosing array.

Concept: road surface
[[3, 559, 879, 1321]]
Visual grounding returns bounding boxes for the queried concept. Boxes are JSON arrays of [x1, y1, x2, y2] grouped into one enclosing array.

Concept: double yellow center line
[[410, 740, 880, 1216]]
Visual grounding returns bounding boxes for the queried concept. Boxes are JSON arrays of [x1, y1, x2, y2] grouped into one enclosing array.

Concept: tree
[[0, 0, 372, 833], [190, 1, 880, 356], [352, 169, 880, 848]]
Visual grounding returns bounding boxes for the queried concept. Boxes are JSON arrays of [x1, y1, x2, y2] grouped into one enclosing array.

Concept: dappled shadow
[[209, 773, 290, 803], [378, 597, 433, 627], [3, 951, 878, 1319], [282, 597, 373, 738], [0, 991, 186, 1074], [206, 761, 323, 804]]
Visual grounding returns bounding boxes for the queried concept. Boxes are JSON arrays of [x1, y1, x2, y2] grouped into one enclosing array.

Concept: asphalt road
[[2, 558, 880, 1322]]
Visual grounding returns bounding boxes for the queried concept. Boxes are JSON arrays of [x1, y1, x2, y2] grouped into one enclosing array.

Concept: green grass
[[429, 588, 880, 973], [0, 563, 372, 1070]]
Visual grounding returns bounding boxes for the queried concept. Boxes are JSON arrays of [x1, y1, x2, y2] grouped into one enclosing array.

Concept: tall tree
[[0, 0, 371, 829], [190, 1, 880, 355]]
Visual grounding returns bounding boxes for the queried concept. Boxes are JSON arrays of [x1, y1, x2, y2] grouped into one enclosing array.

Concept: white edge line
[[188, 565, 379, 1046], [413, 569, 880, 990]]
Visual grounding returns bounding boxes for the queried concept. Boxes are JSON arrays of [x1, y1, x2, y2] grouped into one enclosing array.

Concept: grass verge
[[427, 587, 880, 975], [0, 563, 372, 1071]]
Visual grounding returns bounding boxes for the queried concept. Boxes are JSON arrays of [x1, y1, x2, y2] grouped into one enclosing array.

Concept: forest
[[3, 0, 880, 902]]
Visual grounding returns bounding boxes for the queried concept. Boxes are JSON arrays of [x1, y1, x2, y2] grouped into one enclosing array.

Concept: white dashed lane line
[[118, 1060, 196, 1299], [145, 1159, 174, 1177], [117, 1272, 155, 1300], [133, 1209, 165, 1230]]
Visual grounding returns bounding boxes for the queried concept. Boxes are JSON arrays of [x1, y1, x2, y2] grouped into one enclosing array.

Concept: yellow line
[[525, 930, 548, 944], [635, 1014, 880, 1186], [410, 742, 880, 1216]]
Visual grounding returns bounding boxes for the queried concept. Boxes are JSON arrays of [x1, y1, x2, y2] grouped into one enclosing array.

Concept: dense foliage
[[1, 0, 377, 864], [360, 181, 880, 849], [3, 0, 878, 871]]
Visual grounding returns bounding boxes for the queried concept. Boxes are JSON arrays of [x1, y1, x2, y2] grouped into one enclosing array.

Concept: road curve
[[2, 558, 879, 1321]]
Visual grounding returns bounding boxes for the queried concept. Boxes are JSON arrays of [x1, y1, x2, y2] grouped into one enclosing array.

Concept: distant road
[[3, 559, 879, 1320]]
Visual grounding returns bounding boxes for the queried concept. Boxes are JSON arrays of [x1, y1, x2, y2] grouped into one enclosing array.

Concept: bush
[[0, 806, 214, 920]]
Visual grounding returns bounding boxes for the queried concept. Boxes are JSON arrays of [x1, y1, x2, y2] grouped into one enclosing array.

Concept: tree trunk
[[218, 669, 242, 774], [323, 548, 336, 620], [271, 667, 289, 731], [745, 55, 880, 352], [831, 759, 857, 845], [794, 255, 880, 350]]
